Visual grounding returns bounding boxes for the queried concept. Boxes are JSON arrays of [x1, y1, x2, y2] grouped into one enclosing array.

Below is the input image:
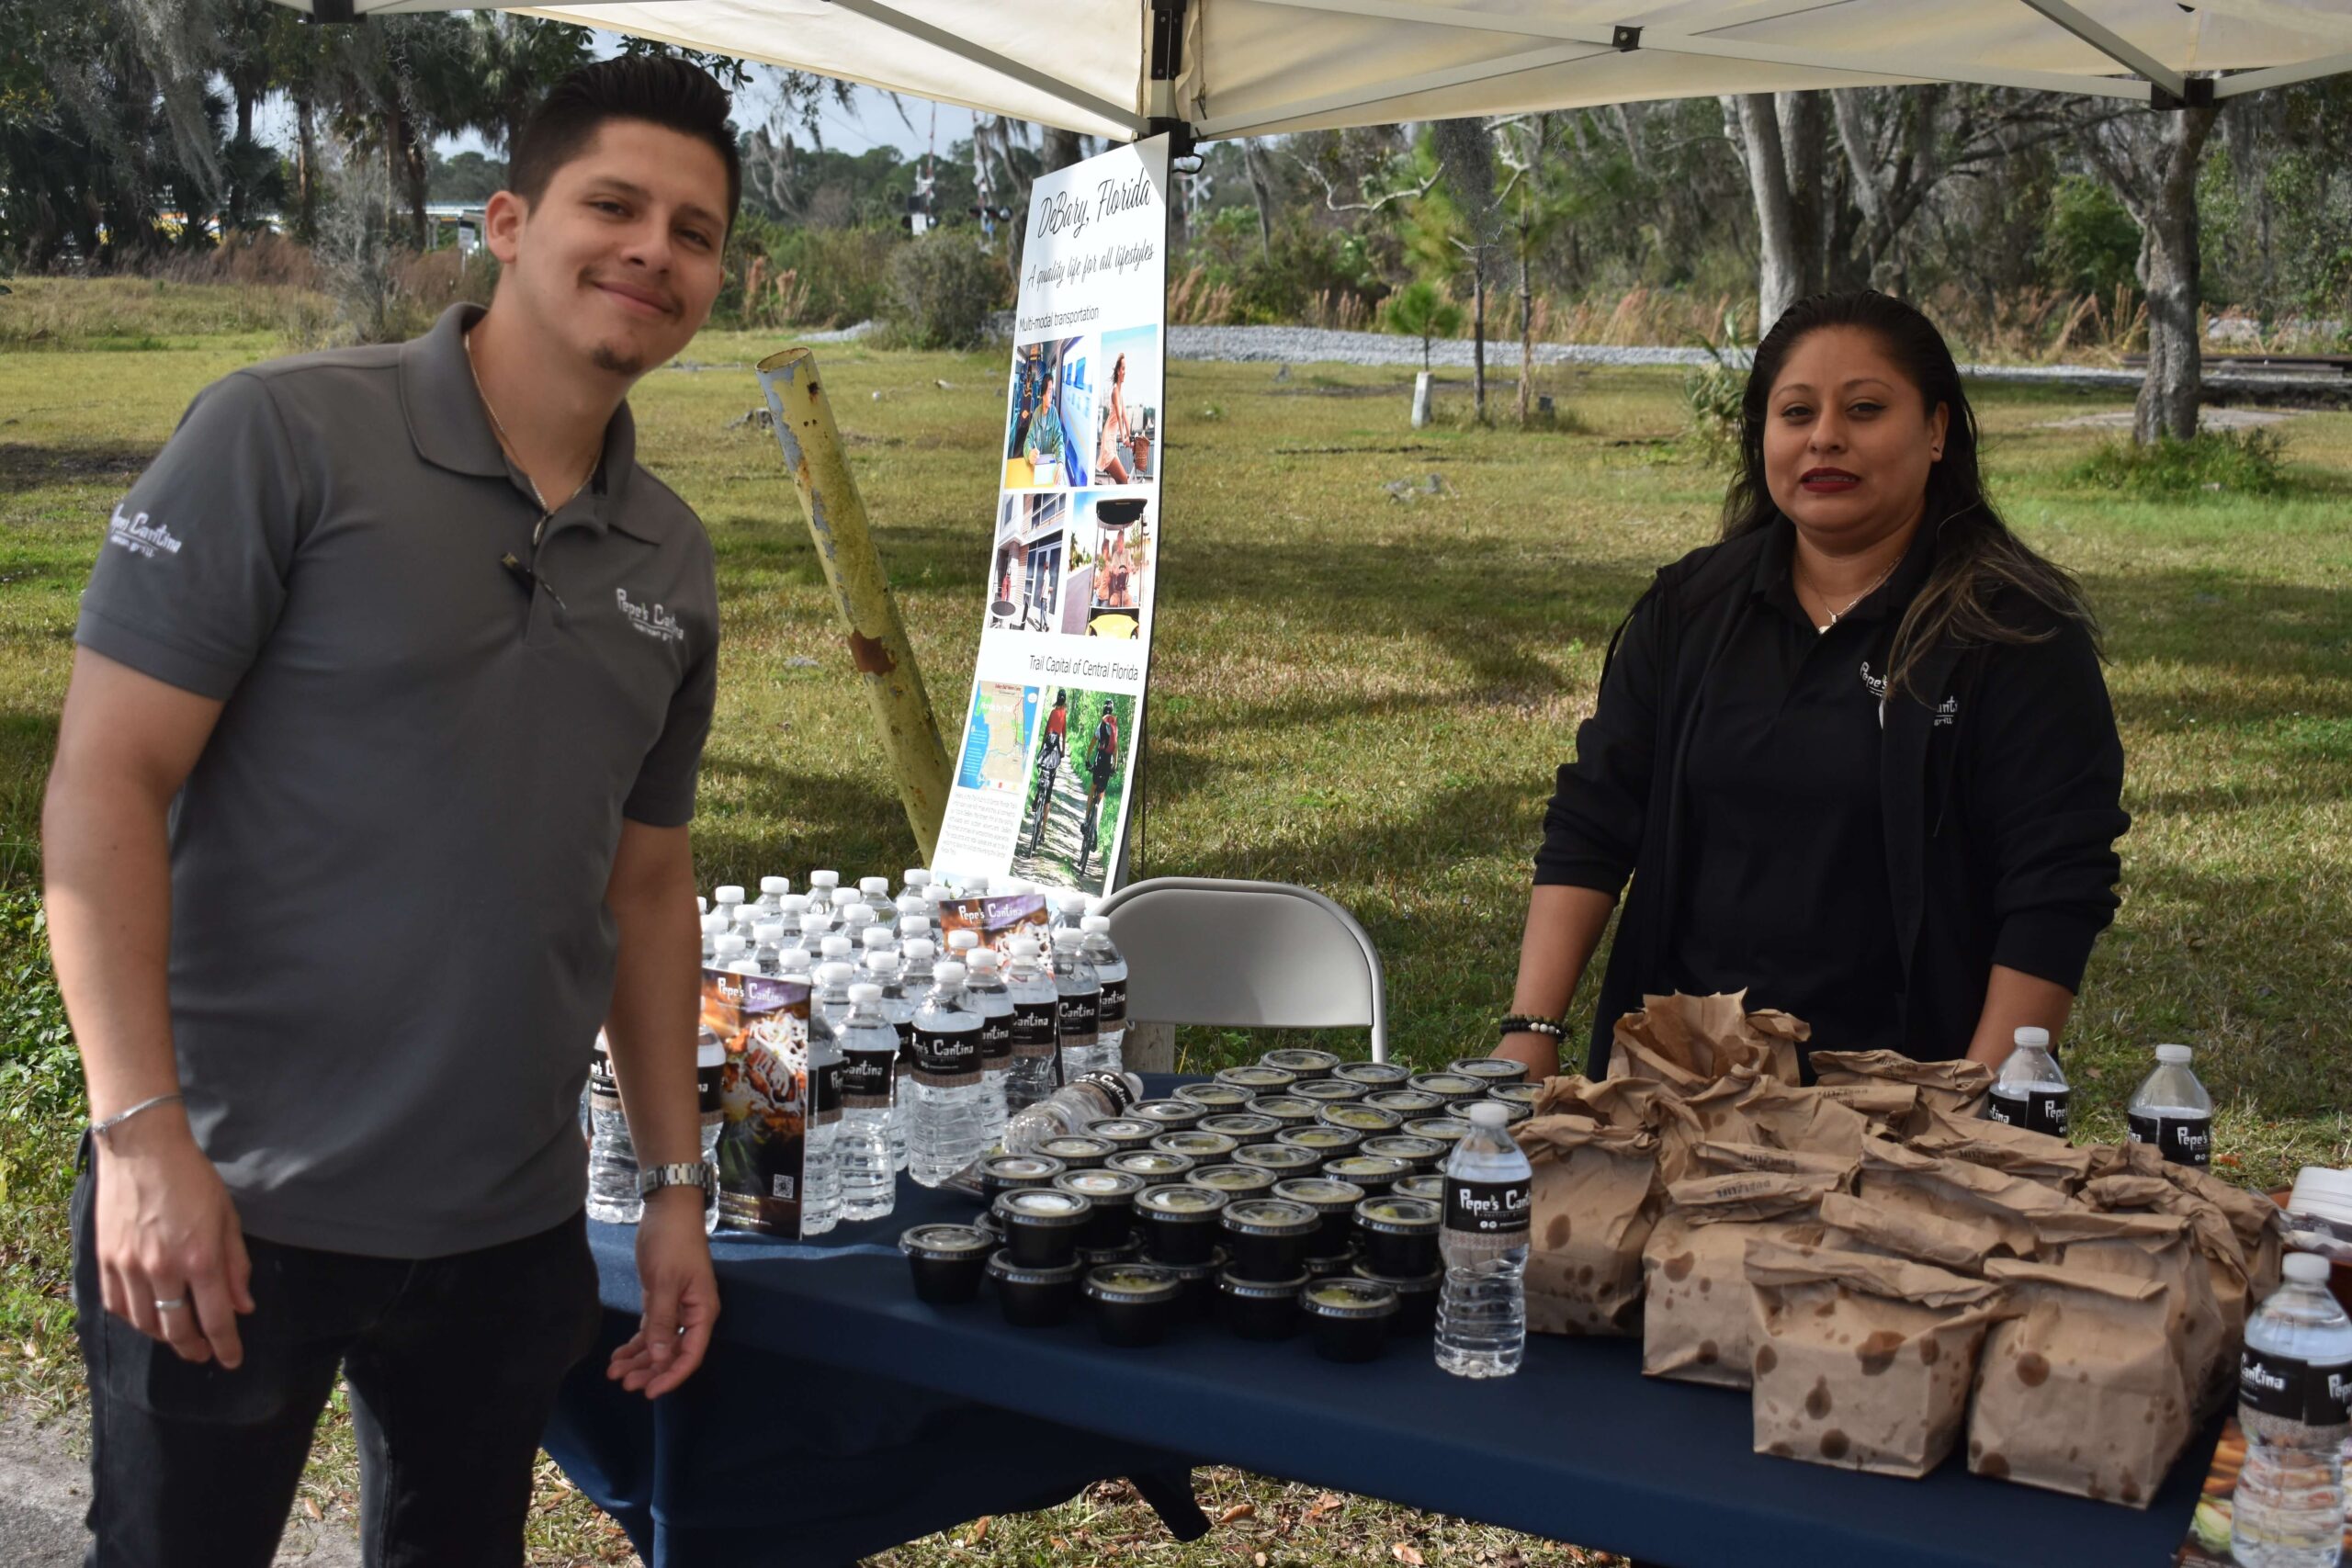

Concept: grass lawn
[[0, 287, 2347, 1563]]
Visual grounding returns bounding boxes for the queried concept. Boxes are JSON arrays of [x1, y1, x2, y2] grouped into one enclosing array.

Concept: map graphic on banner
[[932, 134, 1170, 897]]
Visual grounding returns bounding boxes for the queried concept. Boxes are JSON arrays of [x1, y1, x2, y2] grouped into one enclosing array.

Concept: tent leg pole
[[755, 347, 953, 863]]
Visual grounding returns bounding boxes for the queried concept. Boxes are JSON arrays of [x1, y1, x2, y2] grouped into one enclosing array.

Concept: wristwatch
[[637, 1161, 713, 1201]]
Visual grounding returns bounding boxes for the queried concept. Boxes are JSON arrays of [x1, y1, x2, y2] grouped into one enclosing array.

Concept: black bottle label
[[1011, 1000, 1057, 1059], [588, 1054, 621, 1111], [1057, 989, 1100, 1046], [1986, 1087, 2070, 1141], [1444, 1176, 1532, 1238], [2127, 1111, 2212, 1168], [1098, 977, 1128, 1027], [839, 1048, 895, 1109], [2240, 1346, 2352, 1426], [978, 1010, 1013, 1067], [916, 1023, 982, 1077], [809, 1058, 842, 1124]]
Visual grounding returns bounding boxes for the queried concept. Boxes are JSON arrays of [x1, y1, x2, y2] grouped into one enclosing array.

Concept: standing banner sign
[[932, 135, 1170, 898]]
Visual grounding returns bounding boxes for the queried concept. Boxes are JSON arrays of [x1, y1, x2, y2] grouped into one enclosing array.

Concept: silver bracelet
[[91, 1091, 185, 1148]]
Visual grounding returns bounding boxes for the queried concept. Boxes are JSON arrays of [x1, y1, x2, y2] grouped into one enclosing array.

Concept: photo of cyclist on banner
[[1010, 684, 1135, 895]]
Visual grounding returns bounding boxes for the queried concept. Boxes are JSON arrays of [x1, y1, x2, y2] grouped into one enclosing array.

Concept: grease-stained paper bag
[[1643, 1168, 1839, 1388], [1815, 1190, 1997, 1276], [1809, 1050, 1993, 1125], [1907, 1104, 2096, 1191], [1608, 991, 1806, 1092], [1968, 1259, 2189, 1508], [1812, 1080, 1921, 1137], [1515, 1112, 1661, 1336], [1856, 1138, 2077, 1260], [1747, 1239, 2004, 1480]]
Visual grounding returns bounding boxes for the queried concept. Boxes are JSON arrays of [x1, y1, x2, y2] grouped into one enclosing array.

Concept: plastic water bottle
[[1985, 1025, 2071, 1140], [808, 869, 841, 915], [838, 901, 876, 950], [712, 885, 746, 926], [1437, 1101, 1532, 1379], [754, 874, 790, 919], [695, 1032, 726, 1235], [1050, 929, 1103, 1081], [937, 1069, 1149, 1189], [963, 948, 1014, 1145], [585, 1032, 641, 1224], [860, 876, 897, 932], [909, 962, 989, 1187], [1054, 888, 1090, 942], [819, 934, 855, 976], [866, 948, 915, 1173], [775, 948, 813, 990], [2127, 1043, 2214, 1168], [811, 958, 855, 1032], [836, 983, 899, 1223], [752, 921, 787, 976], [801, 998, 844, 1235], [860, 926, 899, 967], [710, 932, 748, 975], [698, 912, 729, 965], [1080, 914, 1127, 1074], [2234, 1254, 2352, 1568], [1002, 936, 1061, 1111], [900, 868, 932, 901]]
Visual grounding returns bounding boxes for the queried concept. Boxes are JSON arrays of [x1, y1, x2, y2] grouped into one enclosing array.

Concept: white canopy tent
[[274, 0, 2352, 141]]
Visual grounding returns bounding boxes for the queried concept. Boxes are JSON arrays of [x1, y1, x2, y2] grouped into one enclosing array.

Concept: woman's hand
[[1494, 1031, 1561, 1082]]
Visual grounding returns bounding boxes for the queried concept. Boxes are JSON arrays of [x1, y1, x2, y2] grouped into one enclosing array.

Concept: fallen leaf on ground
[[1304, 1493, 1343, 1524], [971, 1517, 989, 1543], [1217, 1504, 1255, 1526], [302, 1498, 322, 1522], [1393, 1544, 1424, 1565], [1255, 1553, 1269, 1566]]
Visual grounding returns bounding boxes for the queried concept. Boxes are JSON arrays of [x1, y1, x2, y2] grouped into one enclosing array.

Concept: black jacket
[[1535, 521, 2130, 1073]]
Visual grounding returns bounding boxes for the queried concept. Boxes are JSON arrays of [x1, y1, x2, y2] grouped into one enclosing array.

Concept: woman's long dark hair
[[1722, 290, 2100, 698]]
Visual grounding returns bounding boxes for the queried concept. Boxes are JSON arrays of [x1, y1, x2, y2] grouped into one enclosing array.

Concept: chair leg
[[1127, 1466, 1211, 1541]]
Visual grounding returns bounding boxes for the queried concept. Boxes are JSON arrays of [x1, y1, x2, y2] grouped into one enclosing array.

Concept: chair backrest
[[1096, 877, 1387, 1062]]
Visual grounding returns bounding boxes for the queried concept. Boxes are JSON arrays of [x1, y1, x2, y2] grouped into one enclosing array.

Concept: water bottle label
[[1098, 977, 1127, 1026], [916, 1024, 982, 1076], [810, 1057, 842, 1122], [1444, 1176, 1531, 1238], [1057, 991, 1100, 1046], [588, 1055, 621, 1111], [2126, 1111, 2211, 1168], [2240, 1346, 2352, 1426], [1011, 1001, 1057, 1059], [839, 1048, 895, 1109], [1072, 1070, 1142, 1113], [696, 1062, 725, 1123], [1986, 1088, 2070, 1141], [895, 1019, 917, 1069], [978, 1012, 1012, 1066]]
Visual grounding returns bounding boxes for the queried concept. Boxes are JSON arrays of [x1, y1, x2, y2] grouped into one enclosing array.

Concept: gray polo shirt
[[76, 303, 719, 1258]]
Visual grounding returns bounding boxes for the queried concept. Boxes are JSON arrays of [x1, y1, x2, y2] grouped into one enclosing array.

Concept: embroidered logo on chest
[[615, 587, 684, 645], [1860, 661, 1960, 726]]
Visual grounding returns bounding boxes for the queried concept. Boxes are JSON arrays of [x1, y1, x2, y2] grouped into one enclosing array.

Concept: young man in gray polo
[[43, 57, 736, 1565]]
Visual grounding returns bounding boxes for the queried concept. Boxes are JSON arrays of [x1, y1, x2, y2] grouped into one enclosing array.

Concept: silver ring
[[153, 1298, 185, 1312]]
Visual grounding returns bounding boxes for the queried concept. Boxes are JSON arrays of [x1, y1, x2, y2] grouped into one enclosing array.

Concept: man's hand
[[608, 1189, 718, 1398], [95, 1108, 254, 1368]]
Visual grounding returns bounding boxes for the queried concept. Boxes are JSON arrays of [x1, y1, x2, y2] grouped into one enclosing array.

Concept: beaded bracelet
[[1498, 1014, 1566, 1042]]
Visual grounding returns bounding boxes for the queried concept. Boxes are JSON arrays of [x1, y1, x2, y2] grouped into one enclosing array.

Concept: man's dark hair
[[510, 56, 741, 231]]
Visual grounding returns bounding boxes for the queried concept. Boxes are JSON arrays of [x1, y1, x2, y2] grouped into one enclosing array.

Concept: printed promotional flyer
[[933, 134, 1170, 897]]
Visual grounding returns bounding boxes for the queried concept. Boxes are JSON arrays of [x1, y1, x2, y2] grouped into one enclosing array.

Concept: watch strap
[[637, 1161, 713, 1199]]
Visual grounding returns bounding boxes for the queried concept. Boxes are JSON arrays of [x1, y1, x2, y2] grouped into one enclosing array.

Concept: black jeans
[[71, 1136, 604, 1568]]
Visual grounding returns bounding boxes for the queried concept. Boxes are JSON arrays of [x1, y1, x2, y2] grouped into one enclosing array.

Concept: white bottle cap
[[998, 879, 1032, 897], [947, 930, 979, 951], [904, 869, 932, 887], [1059, 890, 1089, 912], [2154, 1043, 2193, 1066], [810, 870, 840, 889], [864, 952, 896, 974], [821, 936, 854, 960], [900, 915, 932, 936], [1052, 928, 1082, 948], [2013, 1026, 2051, 1050], [862, 928, 897, 951], [754, 922, 786, 943], [760, 875, 790, 896], [782, 895, 809, 916], [897, 894, 925, 914], [968, 949, 1001, 972], [860, 876, 890, 897], [820, 962, 854, 986], [727, 959, 761, 975], [2284, 1253, 2332, 1285], [1464, 1102, 1509, 1129], [924, 885, 950, 905], [800, 913, 830, 933], [842, 902, 875, 923], [967, 876, 990, 895], [1081, 915, 1110, 933], [698, 1039, 728, 1067], [1010, 937, 1041, 958], [696, 896, 708, 915], [778, 949, 811, 971], [935, 961, 967, 987], [714, 934, 746, 956], [849, 982, 883, 1005], [715, 885, 746, 906], [903, 939, 936, 961], [700, 913, 729, 935]]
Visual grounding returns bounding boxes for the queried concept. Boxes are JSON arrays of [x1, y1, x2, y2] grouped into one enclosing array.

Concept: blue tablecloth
[[546, 1077, 2219, 1568]]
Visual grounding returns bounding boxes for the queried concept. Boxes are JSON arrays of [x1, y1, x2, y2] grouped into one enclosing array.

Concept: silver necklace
[[463, 327, 596, 526], [1800, 555, 1897, 634]]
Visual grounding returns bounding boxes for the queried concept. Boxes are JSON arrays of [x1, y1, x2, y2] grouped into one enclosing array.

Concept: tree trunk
[[1731, 94, 1804, 333], [1042, 126, 1084, 174], [2135, 106, 2219, 446], [1517, 247, 1533, 426], [1472, 254, 1487, 423], [1242, 139, 1277, 260], [294, 95, 320, 243]]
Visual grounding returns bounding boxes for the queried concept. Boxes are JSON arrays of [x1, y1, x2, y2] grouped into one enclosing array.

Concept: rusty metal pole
[[755, 347, 953, 863]]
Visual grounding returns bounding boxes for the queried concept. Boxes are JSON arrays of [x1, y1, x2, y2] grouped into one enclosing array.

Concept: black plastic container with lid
[[1172, 1081, 1256, 1111], [1408, 1072, 1491, 1106], [1322, 1153, 1409, 1201], [1219, 1269, 1308, 1340], [989, 1251, 1082, 1326], [1163, 1248, 1226, 1319], [1244, 1095, 1321, 1129], [1082, 1263, 1184, 1348], [1273, 1124, 1363, 1163], [1302, 1277, 1400, 1361], [1107, 1149, 1197, 1189], [1053, 1168, 1146, 1251], [1393, 1173, 1445, 1202], [1035, 1134, 1116, 1170], [1187, 1163, 1279, 1202], [1129, 1098, 1207, 1133], [1331, 1061, 1412, 1090], [1270, 1176, 1367, 1260], [1352, 1194, 1442, 1278], [1447, 1095, 1532, 1126], [900, 1224, 995, 1304], [1352, 1261, 1441, 1334], [1403, 1115, 1473, 1151], [1135, 1181, 1229, 1264], [1489, 1081, 1542, 1110], [1448, 1056, 1531, 1087], [1214, 1065, 1299, 1095], [1359, 1134, 1447, 1175], [1150, 1128, 1240, 1163], [1292, 1077, 1370, 1105], [993, 1187, 1095, 1269], [978, 1152, 1069, 1206], [1318, 1102, 1404, 1135], [1084, 1118, 1165, 1153], [1220, 1196, 1321, 1283], [1231, 1143, 1323, 1179], [1363, 1089, 1444, 1118], [1196, 1111, 1283, 1141], [1259, 1047, 1342, 1081], [1075, 1236, 1146, 1269]]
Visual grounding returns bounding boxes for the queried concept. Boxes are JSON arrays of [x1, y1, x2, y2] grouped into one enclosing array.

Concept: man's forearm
[[604, 884, 705, 1171], [43, 773, 185, 1123]]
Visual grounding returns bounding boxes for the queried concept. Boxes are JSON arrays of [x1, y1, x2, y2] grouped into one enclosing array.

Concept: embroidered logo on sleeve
[[615, 587, 685, 645], [107, 505, 184, 559]]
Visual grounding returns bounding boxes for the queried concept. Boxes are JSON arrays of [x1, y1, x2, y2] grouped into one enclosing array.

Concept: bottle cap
[[754, 922, 786, 942], [819, 962, 854, 985], [849, 982, 882, 1005], [800, 913, 830, 933], [1464, 1102, 1508, 1130], [967, 876, 991, 894], [968, 949, 1001, 971], [782, 895, 809, 915], [778, 950, 811, 971], [1059, 890, 1090, 912], [727, 960, 761, 974], [904, 868, 931, 887], [696, 896, 707, 915], [715, 885, 745, 905], [1053, 929, 1083, 948], [864, 952, 896, 974], [903, 938, 936, 961], [860, 876, 889, 897], [935, 961, 967, 987], [2285, 1253, 2331, 1285], [760, 875, 790, 896], [2012, 1026, 2051, 1050], [2155, 1043, 2193, 1065], [810, 871, 840, 888], [841, 904, 875, 925], [862, 928, 897, 950], [821, 937, 853, 960], [948, 930, 979, 951], [700, 913, 729, 934], [1010, 937, 1041, 958], [1081, 915, 1110, 933], [714, 934, 746, 954]]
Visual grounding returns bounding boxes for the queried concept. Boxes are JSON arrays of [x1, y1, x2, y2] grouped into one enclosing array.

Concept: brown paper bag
[[1813, 1080, 1921, 1136], [1644, 1171, 1838, 1388], [2079, 1171, 2257, 1356], [2024, 1208, 2231, 1416], [1515, 1113, 1662, 1336], [1731, 1079, 1877, 1161], [1815, 1190, 1997, 1275], [1747, 1239, 2005, 1479], [1968, 1259, 2190, 1507], [1531, 1074, 1665, 1132], [1856, 1138, 2077, 1260], [2082, 1147, 2281, 1331], [1906, 1104, 2096, 1191], [1609, 991, 1806, 1091], [1689, 1138, 1859, 1185], [1809, 1050, 1993, 1124]]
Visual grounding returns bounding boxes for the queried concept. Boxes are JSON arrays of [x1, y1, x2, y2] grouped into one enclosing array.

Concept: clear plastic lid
[[848, 982, 882, 1005], [760, 875, 790, 896], [2155, 1043, 2193, 1065]]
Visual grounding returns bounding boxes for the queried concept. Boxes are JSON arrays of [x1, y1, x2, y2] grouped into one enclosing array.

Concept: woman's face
[[1762, 325, 1948, 547]]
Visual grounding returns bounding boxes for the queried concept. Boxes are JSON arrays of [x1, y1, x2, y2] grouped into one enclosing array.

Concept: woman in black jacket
[[1497, 291, 2128, 1082]]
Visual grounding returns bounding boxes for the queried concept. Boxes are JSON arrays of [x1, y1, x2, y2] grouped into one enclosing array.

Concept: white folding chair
[[1096, 877, 1388, 1062]]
